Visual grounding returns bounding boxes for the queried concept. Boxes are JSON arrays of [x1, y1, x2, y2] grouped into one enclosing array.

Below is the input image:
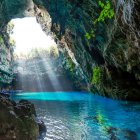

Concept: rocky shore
[[0, 93, 46, 140]]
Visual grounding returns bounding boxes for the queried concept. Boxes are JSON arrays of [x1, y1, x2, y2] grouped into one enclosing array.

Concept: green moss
[[91, 66, 103, 85], [0, 35, 3, 43], [85, 30, 96, 40], [20, 117, 38, 138]]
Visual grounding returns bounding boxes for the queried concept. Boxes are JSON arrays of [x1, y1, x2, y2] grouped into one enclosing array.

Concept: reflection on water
[[11, 92, 140, 140]]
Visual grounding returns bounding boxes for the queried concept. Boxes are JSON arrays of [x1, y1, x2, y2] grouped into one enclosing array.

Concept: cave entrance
[[11, 17, 57, 58], [9, 17, 75, 92]]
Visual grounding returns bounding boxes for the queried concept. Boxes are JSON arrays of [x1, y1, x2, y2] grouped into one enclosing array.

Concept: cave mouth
[[10, 17, 57, 58], [9, 17, 76, 92]]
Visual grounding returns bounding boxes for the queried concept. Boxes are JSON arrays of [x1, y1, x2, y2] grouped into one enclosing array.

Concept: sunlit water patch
[[11, 92, 140, 140]]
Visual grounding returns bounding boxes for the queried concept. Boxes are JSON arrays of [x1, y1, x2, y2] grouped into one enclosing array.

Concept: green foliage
[[0, 35, 3, 43], [94, 0, 114, 24], [85, 32, 91, 40], [85, 30, 96, 40], [84, 0, 114, 42], [91, 66, 103, 85]]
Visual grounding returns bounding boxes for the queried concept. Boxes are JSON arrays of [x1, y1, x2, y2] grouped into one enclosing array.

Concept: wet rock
[[0, 94, 39, 140], [17, 99, 36, 117], [123, 129, 138, 140], [0, 93, 10, 98], [85, 115, 138, 140], [37, 120, 47, 139]]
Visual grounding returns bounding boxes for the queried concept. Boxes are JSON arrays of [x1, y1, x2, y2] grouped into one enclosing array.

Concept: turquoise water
[[11, 92, 140, 140]]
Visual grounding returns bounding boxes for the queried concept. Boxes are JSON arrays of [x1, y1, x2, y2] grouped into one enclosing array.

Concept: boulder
[[37, 119, 47, 139], [0, 94, 39, 140]]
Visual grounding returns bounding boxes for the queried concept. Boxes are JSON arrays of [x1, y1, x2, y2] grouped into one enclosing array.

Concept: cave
[[10, 17, 78, 92], [0, 0, 139, 100], [0, 0, 140, 139]]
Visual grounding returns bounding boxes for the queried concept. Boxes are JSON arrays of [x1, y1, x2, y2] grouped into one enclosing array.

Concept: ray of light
[[11, 17, 67, 92]]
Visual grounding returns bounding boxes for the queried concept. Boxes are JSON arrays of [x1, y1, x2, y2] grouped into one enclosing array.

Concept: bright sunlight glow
[[11, 17, 56, 56]]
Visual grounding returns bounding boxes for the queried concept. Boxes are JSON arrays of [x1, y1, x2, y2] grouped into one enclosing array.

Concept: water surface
[[11, 92, 140, 140]]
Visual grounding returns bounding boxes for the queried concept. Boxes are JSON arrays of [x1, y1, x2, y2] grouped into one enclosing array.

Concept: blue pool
[[11, 92, 140, 140]]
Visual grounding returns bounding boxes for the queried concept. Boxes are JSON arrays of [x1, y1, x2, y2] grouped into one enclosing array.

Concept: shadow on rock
[[36, 119, 47, 140]]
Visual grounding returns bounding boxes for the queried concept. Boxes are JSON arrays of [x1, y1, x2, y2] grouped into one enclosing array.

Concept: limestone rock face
[[0, 0, 140, 100], [0, 23, 14, 87], [35, 0, 140, 100], [0, 0, 34, 26]]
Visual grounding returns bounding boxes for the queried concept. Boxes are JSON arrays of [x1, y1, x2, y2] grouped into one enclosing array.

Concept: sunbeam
[[11, 17, 74, 92], [9, 16, 90, 140]]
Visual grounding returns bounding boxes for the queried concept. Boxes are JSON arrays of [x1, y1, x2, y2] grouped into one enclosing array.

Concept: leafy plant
[[85, 32, 91, 40], [0, 35, 3, 43], [94, 0, 114, 24], [91, 66, 103, 85], [84, 0, 114, 42], [85, 30, 96, 40]]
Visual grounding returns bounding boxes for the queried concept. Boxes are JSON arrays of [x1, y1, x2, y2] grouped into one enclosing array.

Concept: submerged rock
[[123, 129, 138, 140], [85, 115, 138, 140]]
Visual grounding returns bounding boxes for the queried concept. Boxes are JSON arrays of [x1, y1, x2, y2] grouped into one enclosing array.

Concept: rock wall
[[0, 0, 140, 100], [0, 23, 14, 90], [33, 0, 140, 100]]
